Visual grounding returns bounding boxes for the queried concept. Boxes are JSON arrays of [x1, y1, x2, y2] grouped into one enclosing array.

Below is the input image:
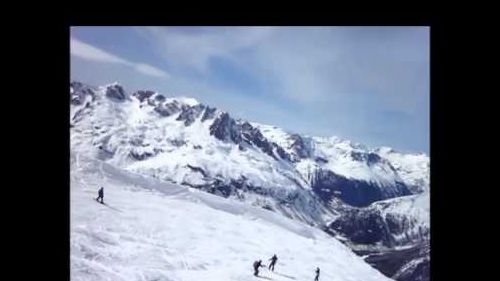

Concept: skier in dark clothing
[[96, 187, 104, 204], [268, 254, 278, 271], [314, 267, 320, 281], [253, 260, 264, 276]]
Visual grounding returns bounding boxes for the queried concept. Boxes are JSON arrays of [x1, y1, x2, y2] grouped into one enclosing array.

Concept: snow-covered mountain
[[70, 81, 430, 281], [70, 81, 427, 209]]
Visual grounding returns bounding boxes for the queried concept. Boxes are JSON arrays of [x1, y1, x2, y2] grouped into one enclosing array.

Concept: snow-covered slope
[[373, 192, 430, 232], [376, 147, 430, 193], [71, 153, 393, 281]]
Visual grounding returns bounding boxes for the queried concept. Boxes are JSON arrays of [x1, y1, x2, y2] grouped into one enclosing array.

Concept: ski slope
[[71, 153, 393, 281]]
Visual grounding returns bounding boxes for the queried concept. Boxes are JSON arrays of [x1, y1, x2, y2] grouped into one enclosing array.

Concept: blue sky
[[70, 26, 429, 154]]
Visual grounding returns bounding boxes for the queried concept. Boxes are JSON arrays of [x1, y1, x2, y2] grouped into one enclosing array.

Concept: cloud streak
[[70, 37, 169, 78], [134, 63, 169, 77]]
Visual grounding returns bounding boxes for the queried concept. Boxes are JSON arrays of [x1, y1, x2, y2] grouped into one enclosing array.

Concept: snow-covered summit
[[175, 96, 200, 106]]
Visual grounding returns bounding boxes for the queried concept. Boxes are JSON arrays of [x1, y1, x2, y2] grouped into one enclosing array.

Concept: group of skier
[[253, 254, 320, 280], [252, 254, 276, 276], [96, 188, 321, 280]]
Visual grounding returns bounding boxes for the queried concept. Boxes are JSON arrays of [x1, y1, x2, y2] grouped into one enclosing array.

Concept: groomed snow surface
[[71, 153, 392, 281]]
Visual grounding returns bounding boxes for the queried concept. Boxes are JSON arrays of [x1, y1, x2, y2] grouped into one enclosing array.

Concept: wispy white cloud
[[134, 63, 170, 78], [70, 37, 169, 78], [70, 37, 128, 64]]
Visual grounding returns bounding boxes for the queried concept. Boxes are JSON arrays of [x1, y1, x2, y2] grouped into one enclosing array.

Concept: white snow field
[[71, 153, 393, 281]]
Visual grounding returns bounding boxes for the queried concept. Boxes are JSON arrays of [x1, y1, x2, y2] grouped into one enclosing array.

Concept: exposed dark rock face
[[209, 115, 292, 162], [154, 94, 166, 102], [133, 90, 155, 102], [331, 210, 395, 245], [289, 134, 311, 160], [176, 104, 205, 126], [351, 151, 387, 167], [315, 157, 329, 164], [367, 153, 382, 165], [169, 139, 186, 147], [70, 81, 95, 105], [312, 169, 412, 207], [154, 101, 181, 117], [209, 112, 242, 143], [186, 164, 209, 178], [105, 84, 127, 101], [240, 121, 291, 162], [201, 106, 217, 121], [129, 151, 154, 161]]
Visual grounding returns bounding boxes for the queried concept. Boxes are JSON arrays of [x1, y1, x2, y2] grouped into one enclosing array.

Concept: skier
[[96, 187, 104, 204], [253, 260, 264, 276], [314, 267, 320, 281], [268, 254, 278, 271]]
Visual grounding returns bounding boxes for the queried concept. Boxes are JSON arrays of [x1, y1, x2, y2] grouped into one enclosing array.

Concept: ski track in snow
[[71, 154, 393, 281]]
